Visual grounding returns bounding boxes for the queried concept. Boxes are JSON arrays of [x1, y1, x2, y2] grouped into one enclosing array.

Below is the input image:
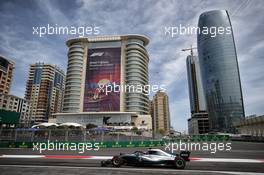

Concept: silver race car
[[101, 148, 190, 169]]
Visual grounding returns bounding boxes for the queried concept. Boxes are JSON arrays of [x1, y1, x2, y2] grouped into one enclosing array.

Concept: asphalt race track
[[0, 141, 263, 175]]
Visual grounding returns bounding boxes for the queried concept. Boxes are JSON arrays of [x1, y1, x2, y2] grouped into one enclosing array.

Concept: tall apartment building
[[53, 35, 152, 130], [25, 63, 65, 124], [0, 55, 14, 94], [0, 94, 31, 126], [63, 35, 150, 114], [151, 91, 171, 134], [198, 10, 245, 133], [186, 53, 209, 134]]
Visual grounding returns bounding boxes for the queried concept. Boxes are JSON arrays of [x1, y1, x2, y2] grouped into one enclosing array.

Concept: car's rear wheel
[[112, 156, 123, 167], [174, 157, 186, 169]]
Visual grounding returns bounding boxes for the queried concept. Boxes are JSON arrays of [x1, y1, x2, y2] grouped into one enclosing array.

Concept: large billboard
[[83, 47, 121, 112]]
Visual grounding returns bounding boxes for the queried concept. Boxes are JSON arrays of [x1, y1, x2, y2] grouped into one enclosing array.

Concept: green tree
[[136, 130, 142, 135], [158, 129, 166, 136], [131, 126, 138, 132], [86, 123, 97, 129]]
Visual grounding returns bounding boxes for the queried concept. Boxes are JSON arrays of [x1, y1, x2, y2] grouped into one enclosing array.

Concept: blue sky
[[0, 0, 263, 132]]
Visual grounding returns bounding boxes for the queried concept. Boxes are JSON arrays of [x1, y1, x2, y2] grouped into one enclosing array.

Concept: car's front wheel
[[112, 156, 123, 167], [174, 157, 186, 169]]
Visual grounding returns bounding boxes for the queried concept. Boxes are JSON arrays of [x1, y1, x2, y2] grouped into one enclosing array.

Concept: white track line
[[84, 156, 113, 160], [0, 155, 45, 158], [191, 158, 264, 163]]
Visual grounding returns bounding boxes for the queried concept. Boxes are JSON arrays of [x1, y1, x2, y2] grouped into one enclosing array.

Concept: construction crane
[[181, 45, 197, 57]]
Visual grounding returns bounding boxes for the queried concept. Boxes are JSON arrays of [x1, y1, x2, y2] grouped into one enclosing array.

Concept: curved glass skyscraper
[[197, 10, 245, 133]]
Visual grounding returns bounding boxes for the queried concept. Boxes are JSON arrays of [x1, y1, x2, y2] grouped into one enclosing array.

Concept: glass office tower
[[197, 10, 245, 133]]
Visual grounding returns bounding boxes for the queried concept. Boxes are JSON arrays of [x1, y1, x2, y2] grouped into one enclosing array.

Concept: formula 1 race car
[[101, 148, 190, 169]]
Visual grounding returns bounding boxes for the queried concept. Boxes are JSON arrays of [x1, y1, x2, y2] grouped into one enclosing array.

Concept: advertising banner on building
[[83, 47, 121, 112]]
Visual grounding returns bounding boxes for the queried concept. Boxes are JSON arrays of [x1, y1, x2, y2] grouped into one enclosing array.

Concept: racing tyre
[[112, 156, 123, 167], [174, 157, 186, 169], [101, 160, 107, 167]]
